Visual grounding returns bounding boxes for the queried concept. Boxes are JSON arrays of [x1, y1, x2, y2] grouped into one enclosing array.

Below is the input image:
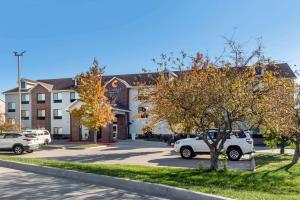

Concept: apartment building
[[2, 73, 173, 142], [2, 63, 296, 142]]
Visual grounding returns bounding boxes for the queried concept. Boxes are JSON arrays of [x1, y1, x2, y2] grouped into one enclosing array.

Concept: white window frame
[[54, 127, 63, 134], [37, 93, 45, 102]]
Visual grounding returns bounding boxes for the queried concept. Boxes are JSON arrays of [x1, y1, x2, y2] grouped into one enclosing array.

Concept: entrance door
[[112, 119, 118, 139]]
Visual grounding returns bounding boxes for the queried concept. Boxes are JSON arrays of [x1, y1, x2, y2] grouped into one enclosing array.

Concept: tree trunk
[[279, 140, 285, 154], [209, 147, 219, 170], [93, 131, 97, 144], [292, 136, 300, 164]]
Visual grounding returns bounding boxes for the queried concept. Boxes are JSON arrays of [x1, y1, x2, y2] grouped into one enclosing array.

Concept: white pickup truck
[[174, 129, 254, 161]]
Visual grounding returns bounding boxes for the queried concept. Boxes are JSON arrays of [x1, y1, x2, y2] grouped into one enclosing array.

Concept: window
[[8, 102, 16, 112], [138, 106, 148, 118], [4, 133, 21, 139], [21, 81, 26, 89], [53, 109, 62, 119], [21, 110, 29, 120], [70, 92, 76, 102], [43, 130, 50, 135], [37, 109, 46, 120], [37, 93, 45, 103], [53, 92, 62, 103], [53, 127, 63, 134], [21, 94, 30, 104]]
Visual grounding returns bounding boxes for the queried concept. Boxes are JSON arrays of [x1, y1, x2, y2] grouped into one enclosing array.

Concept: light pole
[[14, 51, 26, 132]]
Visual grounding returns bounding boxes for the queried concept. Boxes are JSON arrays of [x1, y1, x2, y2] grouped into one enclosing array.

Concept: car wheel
[[227, 147, 242, 161], [26, 150, 34, 153], [44, 139, 49, 145], [13, 145, 24, 155], [180, 146, 194, 159]]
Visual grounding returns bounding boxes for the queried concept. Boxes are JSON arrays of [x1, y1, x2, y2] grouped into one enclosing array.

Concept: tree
[[0, 113, 18, 133], [144, 40, 281, 170], [279, 82, 300, 164], [70, 60, 115, 143]]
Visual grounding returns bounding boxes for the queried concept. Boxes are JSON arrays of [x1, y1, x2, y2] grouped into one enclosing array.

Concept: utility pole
[[14, 51, 26, 132]]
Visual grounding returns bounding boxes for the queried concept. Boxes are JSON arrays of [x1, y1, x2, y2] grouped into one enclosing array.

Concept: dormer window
[[21, 81, 26, 89]]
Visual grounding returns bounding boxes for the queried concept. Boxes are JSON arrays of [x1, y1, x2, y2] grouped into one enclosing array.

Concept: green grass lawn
[[0, 153, 299, 200]]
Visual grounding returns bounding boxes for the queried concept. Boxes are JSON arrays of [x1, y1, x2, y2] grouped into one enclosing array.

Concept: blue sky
[[1, 0, 300, 99]]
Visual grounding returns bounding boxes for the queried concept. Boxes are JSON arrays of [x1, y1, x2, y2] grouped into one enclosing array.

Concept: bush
[[52, 134, 70, 140]]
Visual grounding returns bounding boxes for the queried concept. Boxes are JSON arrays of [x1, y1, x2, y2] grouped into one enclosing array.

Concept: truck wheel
[[227, 147, 242, 161], [13, 145, 24, 155], [180, 146, 194, 159]]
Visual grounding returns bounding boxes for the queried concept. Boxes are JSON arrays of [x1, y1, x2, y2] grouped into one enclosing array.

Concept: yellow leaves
[[70, 65, 114, 131], [145, 57, 296, 135]]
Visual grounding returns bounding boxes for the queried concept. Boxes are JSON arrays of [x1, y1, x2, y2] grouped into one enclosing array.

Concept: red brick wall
[[106, 79, 129, 109], [31, 85, 51, 132], [117, 114, 128, 140], [70, 115, 81, 141], [101, 124, 113, 143]]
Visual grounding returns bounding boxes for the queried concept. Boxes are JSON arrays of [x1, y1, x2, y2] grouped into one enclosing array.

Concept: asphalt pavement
[[0, 167, 167, 200]]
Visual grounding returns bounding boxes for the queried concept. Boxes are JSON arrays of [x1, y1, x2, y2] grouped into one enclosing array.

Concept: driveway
[[0, 167, 167, 200], [4, 140, 254, 170]]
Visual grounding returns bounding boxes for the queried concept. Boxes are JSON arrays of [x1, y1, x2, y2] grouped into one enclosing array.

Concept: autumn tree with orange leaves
[[70, 60, 114, 143], [144, 40, 288, 170]]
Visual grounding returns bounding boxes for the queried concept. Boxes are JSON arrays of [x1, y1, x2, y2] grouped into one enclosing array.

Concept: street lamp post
[[14, 51, 26, 132]]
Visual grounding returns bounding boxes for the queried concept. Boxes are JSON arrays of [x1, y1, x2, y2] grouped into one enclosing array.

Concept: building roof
[[37, 78, 75, 90], [2, 63, 296, 94]]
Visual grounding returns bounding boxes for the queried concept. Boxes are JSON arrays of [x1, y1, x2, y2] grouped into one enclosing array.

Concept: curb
[[0, 160, 231, 200]]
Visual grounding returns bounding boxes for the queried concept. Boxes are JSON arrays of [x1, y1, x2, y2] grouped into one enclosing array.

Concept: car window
[[25, 134, 37, 138], [197, 131, 218, 140], [208, 131, 217, 139], [43, 131, 50, 135], [232, 130, 246, 138], [5, 134, 21, 138]]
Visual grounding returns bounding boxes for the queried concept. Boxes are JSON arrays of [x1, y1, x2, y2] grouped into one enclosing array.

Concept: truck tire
[[13, 145, 24, 155], [227, 147, 242, 161], [180, 146, 194, 159]]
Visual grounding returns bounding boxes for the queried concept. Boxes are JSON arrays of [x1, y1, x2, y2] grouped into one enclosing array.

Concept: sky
[[0, 0, 300, 99]]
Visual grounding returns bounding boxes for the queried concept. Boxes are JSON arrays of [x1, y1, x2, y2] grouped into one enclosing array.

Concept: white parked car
[[174, 129, 254, 161], [22, 129, 52, 145], [0, 132, 40, 155]]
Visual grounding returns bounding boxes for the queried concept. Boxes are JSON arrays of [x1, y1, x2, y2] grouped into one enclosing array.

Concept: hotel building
[[2, 63, 296, 142]]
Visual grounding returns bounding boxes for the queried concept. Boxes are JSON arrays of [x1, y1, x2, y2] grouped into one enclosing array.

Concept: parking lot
[[1, 140, 254, 170]]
